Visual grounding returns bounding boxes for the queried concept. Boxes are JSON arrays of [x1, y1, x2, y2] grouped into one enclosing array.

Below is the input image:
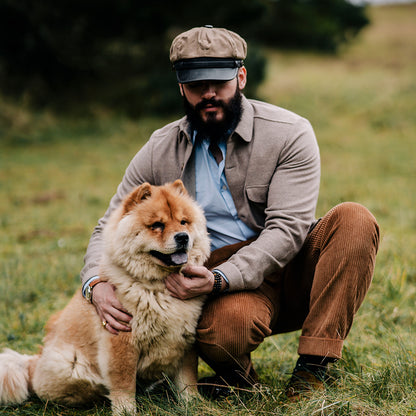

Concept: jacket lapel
[[225, 96, 254, 215], [178, 119, 196, 197]]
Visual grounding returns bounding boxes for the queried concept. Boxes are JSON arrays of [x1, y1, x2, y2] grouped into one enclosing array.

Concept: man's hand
[[165, 265, 215, 299], [92, 281, 132, 335]]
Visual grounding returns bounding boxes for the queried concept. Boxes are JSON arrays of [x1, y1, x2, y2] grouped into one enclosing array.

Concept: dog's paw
[[178, 384, 202, 402], [111, 397, 137, 416]]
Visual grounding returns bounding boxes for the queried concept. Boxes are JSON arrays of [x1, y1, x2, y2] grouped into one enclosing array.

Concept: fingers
[[181, 264, 209, 277], [101, 319, 118, 336], [165, 268, 214, 299], [165, 273, 184, 298], [92, 281, 132, 334], [101, 306, 132, 334]]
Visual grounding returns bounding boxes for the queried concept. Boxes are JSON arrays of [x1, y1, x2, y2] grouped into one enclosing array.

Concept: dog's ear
[[122, 183, 152, 214], [171, 179, 188, 195]]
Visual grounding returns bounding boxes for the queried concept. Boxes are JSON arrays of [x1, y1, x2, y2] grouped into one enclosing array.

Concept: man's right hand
[[91, 281, 132, 335]]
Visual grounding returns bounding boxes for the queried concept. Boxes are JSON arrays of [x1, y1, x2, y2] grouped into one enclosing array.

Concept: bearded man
[[81, 26, 379, 399]]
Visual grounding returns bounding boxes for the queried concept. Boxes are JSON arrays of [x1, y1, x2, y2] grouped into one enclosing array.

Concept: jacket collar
[[234, 95, 254, 143], [178, 116, 192, 144]]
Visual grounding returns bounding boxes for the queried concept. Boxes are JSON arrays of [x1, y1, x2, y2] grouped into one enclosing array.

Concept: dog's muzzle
[[150, 232, 190, 267]]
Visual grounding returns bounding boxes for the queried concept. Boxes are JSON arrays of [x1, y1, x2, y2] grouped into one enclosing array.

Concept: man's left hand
[[165, 265, 214, 299]]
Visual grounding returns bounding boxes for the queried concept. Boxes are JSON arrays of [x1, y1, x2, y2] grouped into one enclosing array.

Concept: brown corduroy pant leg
[[196, 202, 380, 381]]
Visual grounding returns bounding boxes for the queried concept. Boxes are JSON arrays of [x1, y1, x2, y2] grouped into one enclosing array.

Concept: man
[[81, 26, 380, 399]]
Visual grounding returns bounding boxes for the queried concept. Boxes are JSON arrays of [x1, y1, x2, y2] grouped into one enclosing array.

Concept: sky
[[349, 0, 415, 4]]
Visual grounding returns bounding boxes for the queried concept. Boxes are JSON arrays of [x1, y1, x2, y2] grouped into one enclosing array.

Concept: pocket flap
[[246, 185, 269, 203]]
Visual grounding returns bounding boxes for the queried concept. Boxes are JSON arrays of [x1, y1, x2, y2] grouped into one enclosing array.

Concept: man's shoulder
[[149, 116, 188, 142], [248, 98, 309, 126]]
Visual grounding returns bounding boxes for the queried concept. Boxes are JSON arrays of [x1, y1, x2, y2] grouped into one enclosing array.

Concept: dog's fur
[[0, 180, 211, 415]]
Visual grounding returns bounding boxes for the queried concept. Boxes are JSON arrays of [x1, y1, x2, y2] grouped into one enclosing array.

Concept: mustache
[[195, 98, 225, 112]]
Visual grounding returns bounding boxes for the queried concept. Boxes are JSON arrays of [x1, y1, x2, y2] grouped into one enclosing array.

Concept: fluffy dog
[[0, 180, 211, 415]]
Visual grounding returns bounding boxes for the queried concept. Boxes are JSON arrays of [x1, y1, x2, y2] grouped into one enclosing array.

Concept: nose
[[201, 82, 216, 99], [175, 232, 189, 247]]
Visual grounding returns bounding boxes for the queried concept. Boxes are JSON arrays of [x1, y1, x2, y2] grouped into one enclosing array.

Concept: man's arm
[[80, 140, 156, 333], [162, 117, 320, 300], [80, 140, 155, 288], [217, 117, 320, 291]]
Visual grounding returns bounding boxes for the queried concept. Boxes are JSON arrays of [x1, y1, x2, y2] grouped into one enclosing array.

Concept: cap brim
[[176, 67, 238, 84]]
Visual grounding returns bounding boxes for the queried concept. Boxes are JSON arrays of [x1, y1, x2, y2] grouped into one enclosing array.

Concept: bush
[[246, 0, 369, 52], [0, 0, 368, 115]]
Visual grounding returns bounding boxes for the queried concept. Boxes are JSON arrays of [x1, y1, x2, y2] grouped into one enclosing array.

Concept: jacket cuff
[[214, 261, 245, 291], [81, 265, 100, 287]]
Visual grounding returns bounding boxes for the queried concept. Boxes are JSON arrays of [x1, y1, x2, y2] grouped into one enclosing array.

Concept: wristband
[[85, 278, 103, 303], [213, 269, 229, 292], [211, 271, 223, 295]]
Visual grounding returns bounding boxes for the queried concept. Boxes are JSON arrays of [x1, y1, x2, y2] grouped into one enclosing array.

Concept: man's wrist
[[83, 276, 102, 302], [211, 270, 230, 294]]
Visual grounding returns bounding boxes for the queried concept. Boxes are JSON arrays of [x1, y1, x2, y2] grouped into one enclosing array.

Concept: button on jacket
[[81, 96, 321, 291]]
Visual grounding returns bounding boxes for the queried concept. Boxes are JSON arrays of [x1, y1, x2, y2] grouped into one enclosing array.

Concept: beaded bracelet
[[211, 271, 223, 295]]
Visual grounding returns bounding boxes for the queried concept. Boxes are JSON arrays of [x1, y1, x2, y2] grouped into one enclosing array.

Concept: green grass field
[[1, 4, 415, 415]]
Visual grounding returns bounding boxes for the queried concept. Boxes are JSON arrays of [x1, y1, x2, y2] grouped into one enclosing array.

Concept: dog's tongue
[[170, 251, 188, 265]]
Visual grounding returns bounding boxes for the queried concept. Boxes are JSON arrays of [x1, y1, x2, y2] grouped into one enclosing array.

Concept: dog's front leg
[[107, 333, 138, 416], [174, 347, 199, 400]]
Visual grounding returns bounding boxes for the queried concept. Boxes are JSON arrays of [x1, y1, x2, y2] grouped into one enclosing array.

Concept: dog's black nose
[[175, 232, 189, 247]]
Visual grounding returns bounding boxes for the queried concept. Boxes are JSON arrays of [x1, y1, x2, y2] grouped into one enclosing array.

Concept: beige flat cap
[[170, 25, 247, 83]]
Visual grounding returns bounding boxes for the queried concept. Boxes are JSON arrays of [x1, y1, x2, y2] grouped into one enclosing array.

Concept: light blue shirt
[[194, 135, 257, 251]]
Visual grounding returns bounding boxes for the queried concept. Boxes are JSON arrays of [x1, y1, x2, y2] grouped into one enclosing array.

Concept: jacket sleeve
[[215, 117, 321, 291], [80, 139, 156, 286]]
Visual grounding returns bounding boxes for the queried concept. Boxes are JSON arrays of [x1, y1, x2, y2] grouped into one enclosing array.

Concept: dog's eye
[[180, 219, 188, 226], [150, 222, 165, 231]]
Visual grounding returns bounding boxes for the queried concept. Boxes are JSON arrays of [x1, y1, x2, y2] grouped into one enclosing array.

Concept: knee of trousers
[[196, 295, 272, 363], [313, 202, 380, 310], [326, 202, 380, 255]]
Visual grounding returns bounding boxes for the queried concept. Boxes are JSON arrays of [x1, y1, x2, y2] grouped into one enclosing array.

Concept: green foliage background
[[0, 0, 367, 114]]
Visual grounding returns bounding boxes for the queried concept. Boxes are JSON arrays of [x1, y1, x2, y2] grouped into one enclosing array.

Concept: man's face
[[180, 67, 247, 140]]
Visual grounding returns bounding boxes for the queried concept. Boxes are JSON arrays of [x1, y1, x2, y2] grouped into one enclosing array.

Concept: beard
[[183, 87, 243, 144]]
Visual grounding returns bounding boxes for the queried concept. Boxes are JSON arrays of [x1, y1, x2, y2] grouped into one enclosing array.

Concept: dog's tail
[[0, 348, 38, 404]]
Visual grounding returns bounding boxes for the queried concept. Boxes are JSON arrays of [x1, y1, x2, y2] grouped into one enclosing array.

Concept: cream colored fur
[[0, 180, 210, 416]]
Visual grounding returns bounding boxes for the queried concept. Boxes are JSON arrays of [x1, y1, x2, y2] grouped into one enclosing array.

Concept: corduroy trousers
[[197, 202, 380, 380]]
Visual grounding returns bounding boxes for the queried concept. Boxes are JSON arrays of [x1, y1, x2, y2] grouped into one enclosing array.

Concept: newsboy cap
[[170, 25, 247, 83]]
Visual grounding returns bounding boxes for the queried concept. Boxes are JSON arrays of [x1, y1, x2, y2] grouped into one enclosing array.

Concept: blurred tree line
[[0, 0, 369, 116]]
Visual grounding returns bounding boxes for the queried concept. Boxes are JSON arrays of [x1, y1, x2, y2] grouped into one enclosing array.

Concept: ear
[[179, 84, 185, 96], [237, 67, 247, 90], [170, 179, 188, 195], [122, 183, 152, 214]]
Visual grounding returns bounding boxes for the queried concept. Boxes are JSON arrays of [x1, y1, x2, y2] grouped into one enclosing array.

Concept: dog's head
[[103, 180, 210, 279]]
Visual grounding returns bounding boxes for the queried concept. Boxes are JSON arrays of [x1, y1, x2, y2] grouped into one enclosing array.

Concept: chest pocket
[[246, 184, 268, 203], [245, 184, 268, 225]]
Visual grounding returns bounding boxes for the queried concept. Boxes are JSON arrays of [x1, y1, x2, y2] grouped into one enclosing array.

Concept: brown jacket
[[81, 96, 320, 291]]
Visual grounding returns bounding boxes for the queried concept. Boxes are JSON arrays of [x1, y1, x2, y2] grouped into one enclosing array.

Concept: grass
[[1, 3, 416, 415]]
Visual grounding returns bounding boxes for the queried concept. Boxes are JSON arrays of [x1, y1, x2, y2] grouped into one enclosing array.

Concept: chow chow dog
[[0, 180, 211, 415]]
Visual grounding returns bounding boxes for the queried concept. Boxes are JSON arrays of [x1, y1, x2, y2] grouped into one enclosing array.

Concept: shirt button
[[222, 185, 227, 190]]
